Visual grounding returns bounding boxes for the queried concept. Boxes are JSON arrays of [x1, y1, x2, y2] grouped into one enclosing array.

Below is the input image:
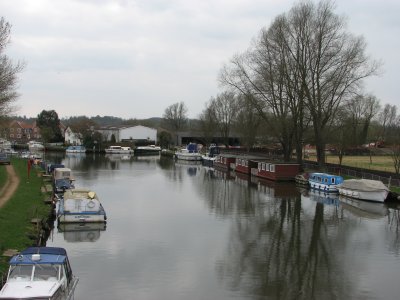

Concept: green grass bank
[[0, 158, 53, 276]]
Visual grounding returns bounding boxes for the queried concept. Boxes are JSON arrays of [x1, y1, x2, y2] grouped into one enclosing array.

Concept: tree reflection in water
[[202, 169, 349, 300]]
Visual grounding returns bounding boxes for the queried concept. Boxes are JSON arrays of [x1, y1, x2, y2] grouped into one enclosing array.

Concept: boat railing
[[65, 276, 79, 300]]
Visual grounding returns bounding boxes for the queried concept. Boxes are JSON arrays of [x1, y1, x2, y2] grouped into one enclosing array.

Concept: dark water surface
[[45, 153, 400, 300]]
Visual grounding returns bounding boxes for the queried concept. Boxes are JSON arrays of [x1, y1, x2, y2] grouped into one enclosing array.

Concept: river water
[[45, 152, 400, 300]]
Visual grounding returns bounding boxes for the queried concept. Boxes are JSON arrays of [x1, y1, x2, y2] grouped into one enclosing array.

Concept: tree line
[[164, 1, 399, 168]]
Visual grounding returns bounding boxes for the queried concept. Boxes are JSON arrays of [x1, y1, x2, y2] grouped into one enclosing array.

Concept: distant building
[[7, 120, 41, 143], [98, 125, 157, 144], [64, 126, 83, 145]]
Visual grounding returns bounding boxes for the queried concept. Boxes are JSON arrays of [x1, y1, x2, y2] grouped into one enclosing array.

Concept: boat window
[[331, 178, 335, 184], [324, 178, 328, 183], [270, 164, 275, 172], [33, 264, 60, 281], [317, 177, 321, 182], [8, 265, 33, 281]]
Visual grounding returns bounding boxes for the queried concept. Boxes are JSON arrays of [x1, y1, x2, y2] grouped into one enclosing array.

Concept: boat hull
[[58, 213, 106, 223], [338, 187, 388, 203], [309, 181, 340, 193], [175, 153, 202, 161]]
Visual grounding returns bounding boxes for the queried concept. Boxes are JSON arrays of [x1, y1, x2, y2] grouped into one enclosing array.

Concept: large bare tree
[[221, 0, 379, 166], [289, 1, 380, 165], [0, 17, 24, 116]]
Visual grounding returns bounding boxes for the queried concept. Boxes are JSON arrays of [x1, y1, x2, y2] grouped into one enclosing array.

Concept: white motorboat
[[57, 189, 107, 223], [0, 247, 78, 300], [28, 141, 45, 151], [175, 143, 202, 161], [134, 145, 161, 155], [104, 145, 133, 154], [338, 179, 389, 203]]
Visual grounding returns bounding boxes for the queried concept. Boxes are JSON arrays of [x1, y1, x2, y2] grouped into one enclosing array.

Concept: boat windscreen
[[8, 265, 33, 281]]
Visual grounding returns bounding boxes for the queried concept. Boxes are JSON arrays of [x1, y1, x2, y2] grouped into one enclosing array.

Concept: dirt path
[[0, 165, 20, 208]]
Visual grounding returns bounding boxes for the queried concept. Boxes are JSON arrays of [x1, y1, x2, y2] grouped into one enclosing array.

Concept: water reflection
[[57, 222, 107, 243], [43, 153, 400, 300]]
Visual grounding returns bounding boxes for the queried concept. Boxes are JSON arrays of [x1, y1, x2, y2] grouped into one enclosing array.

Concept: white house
[[98, 125, 157, 143], [64, 126, 82, 145]]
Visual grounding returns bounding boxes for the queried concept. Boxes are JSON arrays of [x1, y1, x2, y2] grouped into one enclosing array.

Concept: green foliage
[[37, 110, 63, 142], [158, 131, 172, 148]]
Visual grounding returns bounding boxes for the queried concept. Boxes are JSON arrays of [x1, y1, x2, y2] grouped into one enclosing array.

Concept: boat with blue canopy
[[0, 247, 78, 300]]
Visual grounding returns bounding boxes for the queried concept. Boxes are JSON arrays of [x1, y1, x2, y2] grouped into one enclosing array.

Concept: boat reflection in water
[[105, 153, 132, 162], [339, 195, 388, 219], [58, 222, 107, 243], [300, 189, 340, 206]]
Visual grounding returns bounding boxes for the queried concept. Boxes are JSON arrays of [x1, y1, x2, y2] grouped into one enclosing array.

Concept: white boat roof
[[63, 189, 98, 200], [340, 179, 389, 192], [0, 281, 60, 298]]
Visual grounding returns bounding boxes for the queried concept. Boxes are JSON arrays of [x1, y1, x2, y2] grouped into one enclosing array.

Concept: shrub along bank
[[0, 158, 53, 276]]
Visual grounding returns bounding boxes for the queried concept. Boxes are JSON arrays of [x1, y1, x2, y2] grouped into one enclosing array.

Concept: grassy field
[[0, 158, 52, 276], [309, 155, 397, 173]]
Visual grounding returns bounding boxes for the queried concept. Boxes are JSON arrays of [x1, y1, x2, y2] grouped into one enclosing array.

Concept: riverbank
[[0, 158, 54, 276]]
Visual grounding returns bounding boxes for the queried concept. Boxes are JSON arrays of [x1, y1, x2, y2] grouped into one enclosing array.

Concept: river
[[45, 152, 400, 300]]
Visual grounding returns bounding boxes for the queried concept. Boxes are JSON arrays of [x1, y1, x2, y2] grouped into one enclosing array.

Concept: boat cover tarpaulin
[[339, 179, 388, 192]]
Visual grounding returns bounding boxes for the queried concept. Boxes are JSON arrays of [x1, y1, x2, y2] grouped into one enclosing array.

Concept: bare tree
[[199, 101, 218, 146], [288, 1, 380, 166], [0, 17, 24, 116], [378, 103, 398, 144], [343, 94, 380, 146], [234, 94, 261, 152], [162, 101, 188, 145], [209, 92, 238, 146]]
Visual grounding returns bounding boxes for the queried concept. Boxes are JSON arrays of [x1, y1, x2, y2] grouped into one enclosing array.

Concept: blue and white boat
[[0, 247, 78, 300], [66, 145, 86, 153], [57, 189, 107, 223], [308, 172, 343, 193]]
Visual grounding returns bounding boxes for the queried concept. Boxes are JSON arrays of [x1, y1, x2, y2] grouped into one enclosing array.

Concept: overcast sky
[[1, 0, 399, 119]]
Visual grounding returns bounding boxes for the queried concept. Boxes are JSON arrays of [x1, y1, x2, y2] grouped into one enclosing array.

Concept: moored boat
[[57, 189, 107, 223], [338, 179, 389, 203], [295, 173, 309, 186], [201, 145, 220, 166], [28, 141, 45, 152], [175, 143, 202, 161], [134, 145, 161, 155], [0, 247, 78, 300], [66, 145, 86, 153], [104, 145, 133, 154], [308, 172, 343, 193], [53, 167, 75, 194]]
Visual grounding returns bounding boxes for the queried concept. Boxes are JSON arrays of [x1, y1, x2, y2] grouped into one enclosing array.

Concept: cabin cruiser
[[175, 143, 203, 161], [104, 145, 133, 154], [0, 247, 78, 300], [57, 189, 107, 223], [28, 141, 45, 152]]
